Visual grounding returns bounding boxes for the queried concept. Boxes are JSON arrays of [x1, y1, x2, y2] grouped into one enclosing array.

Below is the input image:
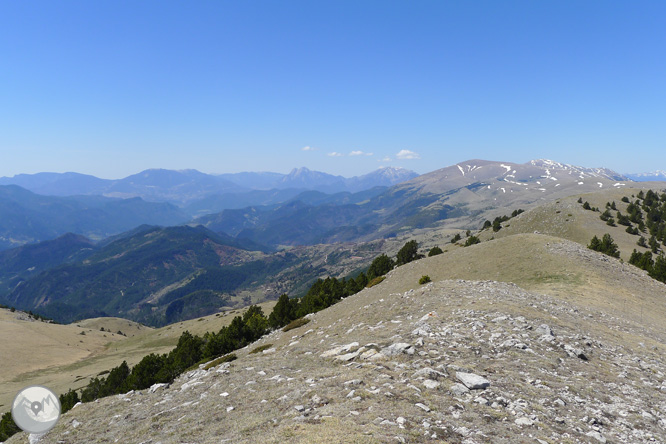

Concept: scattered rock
[[535, 324, 554, 337], [515, 417, 534, 426], [381, 343, 415, 356], [586, 430, 607, 443], [450, 383, 470, 397], [423, 379, 440, 389], [456, 372, 490, 390]]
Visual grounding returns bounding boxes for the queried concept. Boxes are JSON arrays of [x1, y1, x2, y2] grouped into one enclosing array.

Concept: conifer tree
[[396, 240, 423, 266], [367, 254, 395, 279]]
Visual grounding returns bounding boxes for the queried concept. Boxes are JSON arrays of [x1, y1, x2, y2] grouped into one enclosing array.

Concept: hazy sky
[[1, 1, 664, 179]]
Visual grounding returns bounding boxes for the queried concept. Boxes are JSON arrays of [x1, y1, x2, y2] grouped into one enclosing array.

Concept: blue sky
[[1, 1, 664, 178]]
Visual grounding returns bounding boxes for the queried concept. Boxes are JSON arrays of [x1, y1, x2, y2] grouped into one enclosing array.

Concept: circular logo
[[11, 386, 61, 434]]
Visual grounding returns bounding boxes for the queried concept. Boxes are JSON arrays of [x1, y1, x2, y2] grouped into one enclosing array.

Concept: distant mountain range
[[0, 167, 419, 204], [0, 185, 189, 250], [0, 158, 642, 326], [626, 171, 666, 182], [196, 159, 633, 248]]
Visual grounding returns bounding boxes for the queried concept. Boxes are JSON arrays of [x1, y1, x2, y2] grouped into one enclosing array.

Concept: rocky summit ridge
[[8, 235, 666, 444]]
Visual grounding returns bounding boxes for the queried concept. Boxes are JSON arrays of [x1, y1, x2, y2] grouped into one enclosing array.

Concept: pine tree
[[268, 294, 297, 329], [600, 233, 620, 258], [367, 254, 395, 279], [396, 240, 423, 266], [649, 254, 666, 283], [588, 235, 602, 251], [354, 272, 368, 289]]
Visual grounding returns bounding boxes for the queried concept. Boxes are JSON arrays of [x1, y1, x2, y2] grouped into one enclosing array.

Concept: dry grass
[[249, 344, 274, 354], [282, 318, 310, 332], [0, 300, 276, 409]]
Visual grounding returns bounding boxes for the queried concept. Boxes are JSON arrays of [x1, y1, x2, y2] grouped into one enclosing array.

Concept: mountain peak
[[286, 167, 313, 176]]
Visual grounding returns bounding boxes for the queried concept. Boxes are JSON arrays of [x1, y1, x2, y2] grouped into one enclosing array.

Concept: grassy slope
[[0, 301, 275, 410], [389, 233, 666, 340], [479, 187, 656, 259]]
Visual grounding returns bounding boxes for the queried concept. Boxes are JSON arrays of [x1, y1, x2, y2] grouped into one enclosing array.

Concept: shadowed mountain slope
[[0, 233, 96, 296], [5, 225, 269, 326], [0, 185, 189, 250]]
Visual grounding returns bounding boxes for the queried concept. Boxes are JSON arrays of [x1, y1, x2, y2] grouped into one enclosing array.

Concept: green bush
[[428, 246, 443, 257], [419, 275, 431, 284], [464, 235, 481, 247]]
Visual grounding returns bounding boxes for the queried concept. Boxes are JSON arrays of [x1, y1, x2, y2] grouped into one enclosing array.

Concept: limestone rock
[[456, 372, 490, 390]]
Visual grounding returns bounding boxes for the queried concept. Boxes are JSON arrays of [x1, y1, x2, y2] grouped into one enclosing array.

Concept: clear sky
[[1, 1, 664, 179]]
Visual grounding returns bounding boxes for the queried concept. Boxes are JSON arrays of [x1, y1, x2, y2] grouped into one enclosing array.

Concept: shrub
[[250, 344, 274, 354], [428, 246, 443, 257], [419, 275, 431, 284], [464, 235, 480, 247], [282, 317, 310, 332], [366, 276, 385, 288], [203, 354, 237, 370]]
